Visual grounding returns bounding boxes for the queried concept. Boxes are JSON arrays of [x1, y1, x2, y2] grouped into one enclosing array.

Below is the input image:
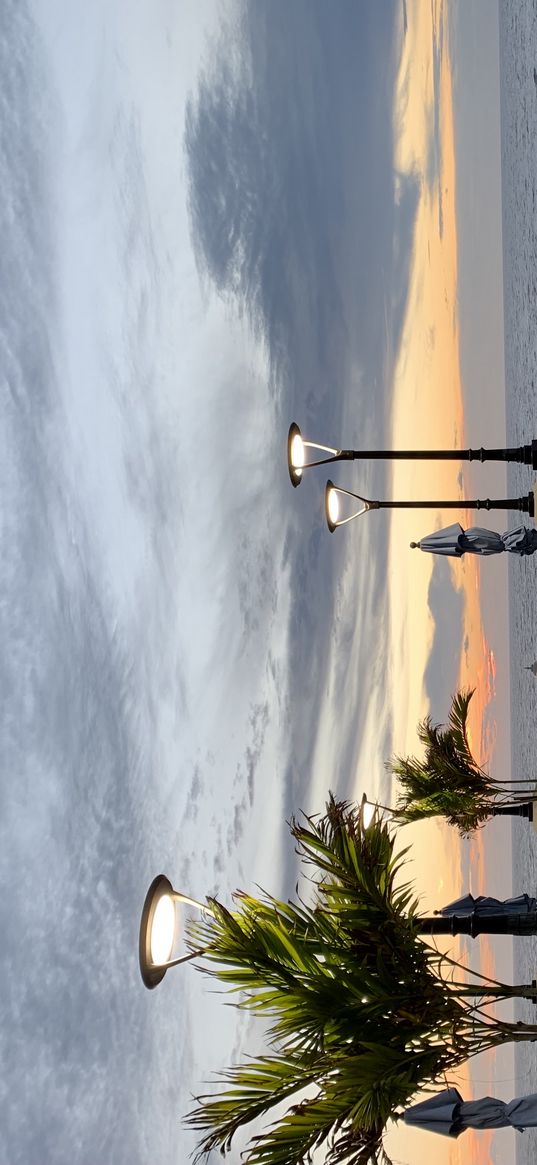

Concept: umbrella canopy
[[410, 524, 537, 557], [403, 1088, 463, 1137], [439, 893, 537, 917], [410, 522, 466, 556], [404, 1088, 537, 1135], [502, 526, 537, 554]]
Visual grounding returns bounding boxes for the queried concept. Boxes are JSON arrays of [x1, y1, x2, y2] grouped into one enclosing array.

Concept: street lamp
[[491, 801, 534, 820], [360, 795, 377, 829], [324, 480, 535, 532], [287, 421, 537, 487], [139, 875, 208, 989], [287, 424, 342, 488], [418, 902, 537, 938]]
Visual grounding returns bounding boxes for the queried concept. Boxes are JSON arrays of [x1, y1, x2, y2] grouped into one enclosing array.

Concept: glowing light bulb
[[290, 433, 305, 472], [362, 801, 376, 829], [150, 894, 176, 965], [327, 488, 340, 526]]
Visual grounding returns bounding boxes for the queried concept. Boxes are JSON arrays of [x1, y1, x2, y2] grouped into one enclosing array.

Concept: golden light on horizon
[[383, 5, 501, 1163], [387, 0, 495, 757]]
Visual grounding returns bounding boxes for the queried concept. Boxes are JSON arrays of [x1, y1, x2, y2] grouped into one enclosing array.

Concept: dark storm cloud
[[424, 557, 465, 716], [186, 0, 408, 399], [185, 0, 418, 799]]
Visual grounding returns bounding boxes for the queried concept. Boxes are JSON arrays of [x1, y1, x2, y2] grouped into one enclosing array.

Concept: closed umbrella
[[402, 1088, 463, 1136], [403, 1088, 537, 1135], [439, 892, 537, 917], [410, 523, 537, 556], [410, 522, 466, 556]]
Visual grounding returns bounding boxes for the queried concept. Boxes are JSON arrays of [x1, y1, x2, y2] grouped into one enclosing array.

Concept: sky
[[0, 2, 518, 1164]]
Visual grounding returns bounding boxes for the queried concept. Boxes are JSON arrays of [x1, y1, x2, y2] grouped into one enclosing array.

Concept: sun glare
[[327, 488, 340, 525], [150, 894, 176, 966], [290, 433, 305, 470]]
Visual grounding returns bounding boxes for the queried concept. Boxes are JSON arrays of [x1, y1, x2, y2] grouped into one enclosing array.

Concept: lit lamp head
[[139, 875, 177, 988], [325, 480, 340, 532], [325, 480, 371, 532], [360, 793, 394, 828], [287, 423, 305, 487], [287, 422, 341, 487], [139, 875, 209, 989], [360, 794, 376, 830]]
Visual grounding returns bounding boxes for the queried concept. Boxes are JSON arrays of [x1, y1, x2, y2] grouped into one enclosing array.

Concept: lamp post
[[491, 802, 534, 820], [358, 802, 537, 943], [324, 480, 535, 532], [418, 910, 537, 938], [139, 870, 537, 977], [139, 874, 208, 989], [287, 422, 537, 487]]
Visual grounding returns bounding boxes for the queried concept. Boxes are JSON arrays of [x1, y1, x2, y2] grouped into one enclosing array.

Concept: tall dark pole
[[321, 442, 537, 466], [288, 425, 537, 487], [491, 802, 533, 820], [325, 480, 535, 532], [418, 912, 537, 937], [372, 494, 535, 514]]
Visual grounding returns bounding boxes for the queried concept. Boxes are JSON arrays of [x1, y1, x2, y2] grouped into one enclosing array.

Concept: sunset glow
[[385, 4, 502, 1162]]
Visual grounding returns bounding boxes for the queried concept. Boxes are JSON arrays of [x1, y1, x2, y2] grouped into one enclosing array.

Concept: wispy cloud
[[2, 2, 429, 1162]]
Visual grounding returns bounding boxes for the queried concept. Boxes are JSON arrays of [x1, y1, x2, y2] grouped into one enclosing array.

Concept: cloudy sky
[[0, 2, 515, 1163]]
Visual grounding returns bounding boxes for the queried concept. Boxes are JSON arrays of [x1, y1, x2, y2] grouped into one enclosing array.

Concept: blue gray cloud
[[185, 0, 419, 794], [1, 2, 422, 1163], [424, 557, 465, 717]]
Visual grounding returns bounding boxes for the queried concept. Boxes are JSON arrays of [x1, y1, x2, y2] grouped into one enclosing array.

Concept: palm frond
[[387, 690, 507, 833], [184, 797, 537, 1163]]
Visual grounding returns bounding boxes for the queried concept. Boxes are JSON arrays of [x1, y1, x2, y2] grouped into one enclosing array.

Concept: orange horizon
[[385, 3, 500, 1162]]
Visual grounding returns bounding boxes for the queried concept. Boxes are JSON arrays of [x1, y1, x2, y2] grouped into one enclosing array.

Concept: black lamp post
[[287, 422, 537, 488], [139, 872, 537, 1004], [324, 480, 535, 532], [360, 795, 536, 945], [491, 801, 533, 820], [418, 911, 537, 938]]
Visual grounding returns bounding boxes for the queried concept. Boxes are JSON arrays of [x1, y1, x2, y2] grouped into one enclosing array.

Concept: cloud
[[424, 557, 465, 714], [184, 2, 423, 820], [186, 0, 408, 393], [1, 3, 425, 1163]]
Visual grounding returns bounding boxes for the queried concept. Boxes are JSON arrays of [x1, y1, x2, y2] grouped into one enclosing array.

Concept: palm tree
[[184, 798, 537, 1165], [389, 689, 536, 834]]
